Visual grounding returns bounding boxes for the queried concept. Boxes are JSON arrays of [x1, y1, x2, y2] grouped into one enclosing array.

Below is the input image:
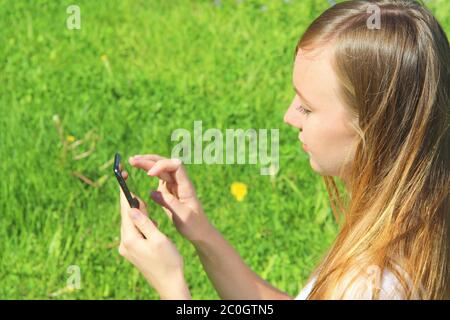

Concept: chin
[[309, 157, 320, 172], [309, 158, 328, 176]]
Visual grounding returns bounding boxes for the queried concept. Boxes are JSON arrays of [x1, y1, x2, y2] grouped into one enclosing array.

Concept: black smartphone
[[114, 152, 140, 209]]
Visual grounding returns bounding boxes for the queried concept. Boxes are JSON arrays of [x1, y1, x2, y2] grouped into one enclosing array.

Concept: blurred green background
[[0, 0, 448, 299]]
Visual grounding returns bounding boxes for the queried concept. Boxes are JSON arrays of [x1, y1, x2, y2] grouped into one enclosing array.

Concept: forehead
[[293, 47, 340, 109]]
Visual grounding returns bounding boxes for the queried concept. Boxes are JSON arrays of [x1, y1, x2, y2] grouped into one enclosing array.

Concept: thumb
[[128, 208, 158, 239], [150, 190, 190, 219]]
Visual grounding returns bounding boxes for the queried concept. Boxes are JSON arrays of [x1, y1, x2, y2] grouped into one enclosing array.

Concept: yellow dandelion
[[67, 135, 76, 143], [230, 182, 248, 202]]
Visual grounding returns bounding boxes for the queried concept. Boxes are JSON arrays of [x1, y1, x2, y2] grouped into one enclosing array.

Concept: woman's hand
[[128, 154, 213, 243], [118, 181, 191, 299]]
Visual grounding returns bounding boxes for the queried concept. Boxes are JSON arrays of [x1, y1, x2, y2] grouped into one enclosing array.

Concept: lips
[[298, 133, 309, 152]]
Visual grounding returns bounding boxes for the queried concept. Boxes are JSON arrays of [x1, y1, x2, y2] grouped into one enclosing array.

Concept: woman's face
[[283, 46, 358, 180]]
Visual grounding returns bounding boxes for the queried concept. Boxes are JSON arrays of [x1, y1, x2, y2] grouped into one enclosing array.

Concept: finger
[[128, 154, 166, 170], [155, 180, 176, 221], [128, 208, 159, 239], [147, 159, 196, 199], [132, 154, 166, 161], [130, 158, 175, 183], [147, 158, 181, 176], [120, 187, 141, 238], [150, 190, 188, 221], [131, 193, 148, 214], [129, 158, 156, 171], [158, 177, 171, 195], [150, 191, 174, 223], [122, 171, 128, 180]]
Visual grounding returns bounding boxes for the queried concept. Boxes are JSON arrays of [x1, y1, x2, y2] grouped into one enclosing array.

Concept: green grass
[[0, 0, 448, 299]]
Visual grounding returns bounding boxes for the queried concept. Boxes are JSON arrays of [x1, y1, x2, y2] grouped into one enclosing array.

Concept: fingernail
[[147, 168, 156, 175], [130, 210, 141, 220], [172, 158, 182, 165], [151, 191, 161, 200], [132, 213, 141, 220]]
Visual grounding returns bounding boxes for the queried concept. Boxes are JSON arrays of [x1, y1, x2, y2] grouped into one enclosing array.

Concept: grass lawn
[[0, 0, 448, 299]]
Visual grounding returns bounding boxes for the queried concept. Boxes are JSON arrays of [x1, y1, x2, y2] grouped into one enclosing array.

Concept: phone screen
[[114, 153, 139, 208]]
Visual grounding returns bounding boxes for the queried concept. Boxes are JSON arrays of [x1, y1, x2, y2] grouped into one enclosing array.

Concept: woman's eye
[[295, 104, 311, 115]]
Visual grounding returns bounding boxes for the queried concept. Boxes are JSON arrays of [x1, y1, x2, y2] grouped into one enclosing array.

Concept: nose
[[283, 103, 303, 129], [283, 110, 290, 124]]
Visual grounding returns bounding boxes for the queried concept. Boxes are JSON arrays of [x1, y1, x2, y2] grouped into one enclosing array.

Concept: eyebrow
[[293, 84, 315, 109]]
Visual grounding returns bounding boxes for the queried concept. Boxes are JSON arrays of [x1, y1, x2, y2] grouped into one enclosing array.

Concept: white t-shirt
[[295, 267, 414, 300]]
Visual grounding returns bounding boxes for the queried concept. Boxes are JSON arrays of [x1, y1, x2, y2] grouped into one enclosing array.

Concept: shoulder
[[295, 265, 415, 300], [338, 266, 407, 299]]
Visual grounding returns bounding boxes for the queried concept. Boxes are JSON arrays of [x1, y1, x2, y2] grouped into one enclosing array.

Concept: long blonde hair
[[295, 0, 449, 299]]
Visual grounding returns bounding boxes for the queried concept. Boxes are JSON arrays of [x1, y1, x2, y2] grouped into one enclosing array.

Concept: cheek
[[302, 118, 323, 149], [305, 116, 354, 156], [314, 127, 356, 171]]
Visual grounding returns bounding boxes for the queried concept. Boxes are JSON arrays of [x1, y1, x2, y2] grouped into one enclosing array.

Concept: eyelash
[[295, 104, 311, 115]]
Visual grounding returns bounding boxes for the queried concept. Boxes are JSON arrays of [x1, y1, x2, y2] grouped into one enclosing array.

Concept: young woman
[[118, 0, 449, 299]]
